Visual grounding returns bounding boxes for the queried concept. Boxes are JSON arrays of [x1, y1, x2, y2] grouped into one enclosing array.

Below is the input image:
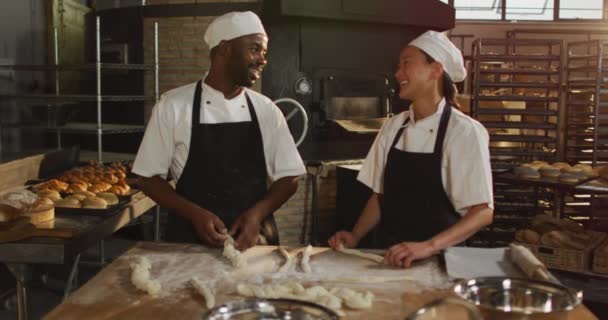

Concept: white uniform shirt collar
[[407, 97, 446, 128], [200, 72, 246, 102]]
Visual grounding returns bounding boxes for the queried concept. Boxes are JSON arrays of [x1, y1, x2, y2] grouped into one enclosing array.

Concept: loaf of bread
[[541, 230, 586, 250], [552, 162, 571, 170], [515, 229, 540, 244]]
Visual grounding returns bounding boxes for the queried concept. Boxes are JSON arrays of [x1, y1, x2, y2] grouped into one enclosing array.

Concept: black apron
[[376, 104, 461, 248], [166, 80, 279, 245]]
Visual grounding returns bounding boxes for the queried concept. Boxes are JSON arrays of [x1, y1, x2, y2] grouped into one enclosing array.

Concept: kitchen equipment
[[203, 298, 339, 320], [454, 277, 582, 320], [0, 217, 74, 243], [405, 297, 483, 320]]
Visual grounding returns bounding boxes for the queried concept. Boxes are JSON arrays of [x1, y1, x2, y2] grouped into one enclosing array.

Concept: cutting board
[[43, 243, 598, 320]]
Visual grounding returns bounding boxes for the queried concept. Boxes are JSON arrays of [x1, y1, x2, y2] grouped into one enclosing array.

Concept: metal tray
[[203, 299, 339, 320]]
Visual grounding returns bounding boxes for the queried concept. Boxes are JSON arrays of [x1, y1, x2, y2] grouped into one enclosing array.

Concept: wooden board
[[43, 242, 598, 320]]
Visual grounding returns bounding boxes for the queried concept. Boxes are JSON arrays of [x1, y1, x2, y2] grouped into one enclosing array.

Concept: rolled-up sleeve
[[132, 96, 175, 179], [264, 104, 306, 181], [357, 120, 393, 194], [446, 122, 494, 215]]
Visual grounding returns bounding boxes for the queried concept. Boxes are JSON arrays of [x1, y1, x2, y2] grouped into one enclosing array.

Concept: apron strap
[[433, 104, 452, 157], [191, 79, 203, 125], [390, 117, 410, 149]]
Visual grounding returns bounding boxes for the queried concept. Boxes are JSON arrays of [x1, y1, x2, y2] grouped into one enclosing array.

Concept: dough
[[337, 244, 384, 264], [223, 234, 247, 268], [301, 245, 312, 273], [277, 247, 293, 273], [190, 277, 215, 309], [330, 287, 374, 309], [236, 281, 374, 315], [129, 256, 161, 296]]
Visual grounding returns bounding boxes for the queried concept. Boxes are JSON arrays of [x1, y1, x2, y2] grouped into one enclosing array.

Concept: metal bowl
[[202, 298, 340, 320], [454, 277, 582, 320]]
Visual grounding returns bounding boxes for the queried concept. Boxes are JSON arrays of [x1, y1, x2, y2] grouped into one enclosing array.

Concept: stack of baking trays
[[469, 38, 563, 246], [28, 160, 137, 215]]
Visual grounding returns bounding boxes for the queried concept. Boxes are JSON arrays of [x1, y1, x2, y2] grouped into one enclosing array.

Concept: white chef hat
[[204, 11, 267, 50], [409, 30, 466, 82]]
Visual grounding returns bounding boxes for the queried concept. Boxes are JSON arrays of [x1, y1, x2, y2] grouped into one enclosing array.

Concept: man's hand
[[190, 208, 227, 247], [229, 208, 263, 250], [328, 231, 360, 250], [384, 241, 436, 268]]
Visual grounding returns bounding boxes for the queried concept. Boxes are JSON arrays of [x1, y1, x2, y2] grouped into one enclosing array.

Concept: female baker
[[329, 31, 493, 268]]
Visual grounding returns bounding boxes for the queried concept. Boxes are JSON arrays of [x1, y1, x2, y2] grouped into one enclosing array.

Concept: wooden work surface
[[44, 242, 598, 320]]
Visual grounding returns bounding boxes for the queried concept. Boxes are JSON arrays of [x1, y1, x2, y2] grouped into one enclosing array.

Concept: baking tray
[[54, 196, 130, 216]]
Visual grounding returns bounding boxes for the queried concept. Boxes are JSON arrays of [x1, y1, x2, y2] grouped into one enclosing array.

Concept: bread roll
[[0, 203, 21, 222], [37, 189, 61, 202], [74, 190, 96, 198], [54, 198, 81, 208], [33, 197, 54, 209], [539, 166, 561, 178], [515, 229, 540, 244], [66, 194, 87, 202], [562, 166, 583, 173], [552, 162, 571, 170], [96, 192, 119, 205], [82, 197, 107, 209]]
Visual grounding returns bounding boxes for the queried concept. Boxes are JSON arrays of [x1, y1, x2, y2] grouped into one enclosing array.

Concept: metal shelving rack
[[565, 40, 608, 166], [472, 38, 562, 170], [469, 38, 563, 246], [0, 16, 159, 162]]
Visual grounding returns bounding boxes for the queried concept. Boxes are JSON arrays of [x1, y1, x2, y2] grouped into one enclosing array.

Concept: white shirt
[[357, 98, 494, 216], [132, 78, 306, 182]]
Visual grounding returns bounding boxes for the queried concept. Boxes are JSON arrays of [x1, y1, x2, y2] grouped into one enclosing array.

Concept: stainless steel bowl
[[454, 277, 582, 320], [202, 298, 340, 320]]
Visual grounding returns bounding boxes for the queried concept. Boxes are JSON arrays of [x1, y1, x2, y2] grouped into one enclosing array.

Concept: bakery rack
[[565, 39, 608, 166], [0, 16, 160, 162], [469, 38, 563, 246]]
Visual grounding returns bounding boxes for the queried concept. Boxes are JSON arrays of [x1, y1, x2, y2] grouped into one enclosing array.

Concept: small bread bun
[[66, 194, 87, 201], [54, 198, 81, 208], [551, 162, 571, 170], [81, 197, 107, 209], [515, 166, 541, 179], [74, 190, 96, 198], [96, 192, 119, 205], [515, 229, 540, 244], [574, 163, 593, 171], [562, 166, 583, 173], [68, 183, 87, 192], [108, 185, 127, 195], [37, 189, 62, 201], [559, 172, 585, 183], [0, 203, 21, 222], [33, 197, 55, 209], [538, 166, 561, 178], [522, 163, 543, 170]]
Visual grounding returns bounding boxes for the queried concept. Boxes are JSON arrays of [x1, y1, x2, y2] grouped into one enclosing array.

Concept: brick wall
[[141, 1, 343, 246]]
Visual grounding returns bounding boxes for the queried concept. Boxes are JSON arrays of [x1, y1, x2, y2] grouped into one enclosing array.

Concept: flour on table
[[236, 281, 374, 316], [130, 256, 161, 296], [190, 277, 215, 309]]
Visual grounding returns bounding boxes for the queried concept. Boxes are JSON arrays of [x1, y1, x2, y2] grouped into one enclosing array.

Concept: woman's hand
[[384, 241, 437, 268], [328, 231, 360, 249]]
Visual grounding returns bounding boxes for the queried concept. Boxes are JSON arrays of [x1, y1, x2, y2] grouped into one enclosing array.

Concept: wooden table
[[44, 242, 598, 320]]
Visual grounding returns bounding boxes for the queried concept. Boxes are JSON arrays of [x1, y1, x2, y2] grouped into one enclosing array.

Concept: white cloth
[[357, 98, 493, 216], [132, 79, 306, 183], [409, 30, 466, 82], [204, 11, 267, 50]]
